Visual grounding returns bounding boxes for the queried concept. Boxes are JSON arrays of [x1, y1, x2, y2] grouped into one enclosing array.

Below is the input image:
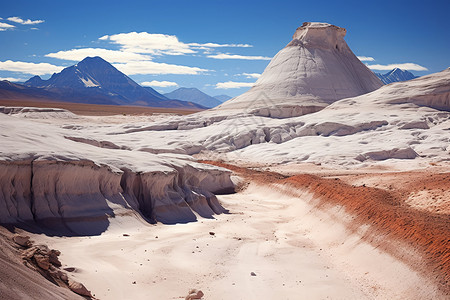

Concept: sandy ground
[[30, 176, 446, 299], [0, 101, 447, 299]]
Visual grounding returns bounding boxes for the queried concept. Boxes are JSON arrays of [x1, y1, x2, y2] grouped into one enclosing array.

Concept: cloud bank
[[208, 53, 271, 60], [0, 77, 25, 82], [141, 80, 178, 88], [39, 32, 260, 76], [99, 32, 253, 56], [113, 61, 208, 75], [240, 72, 261, 79], [0, 22, 15, 31], [366, 63, 428, 71], [7, 16, 44, 25], [46, 48, 151, 63], [215, 81, 255, 89], [357, 56, 375, 62], [0, 60, 63, 75]]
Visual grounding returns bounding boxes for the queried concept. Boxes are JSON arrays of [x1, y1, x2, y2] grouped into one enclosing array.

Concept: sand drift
[[29, 167, 448, 299]]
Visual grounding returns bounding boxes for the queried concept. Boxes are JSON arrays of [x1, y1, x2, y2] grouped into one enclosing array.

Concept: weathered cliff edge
[[0, 156, 234, 234]]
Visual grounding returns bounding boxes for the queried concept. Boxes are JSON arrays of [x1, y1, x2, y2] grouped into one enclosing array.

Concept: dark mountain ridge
[[163, 87, 222, 108], [20, 56, 204, 109], [376, 68, 418, 84]]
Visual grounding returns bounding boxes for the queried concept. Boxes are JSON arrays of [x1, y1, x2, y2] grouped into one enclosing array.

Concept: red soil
[[0, 98, 202, 116], [200, 160, 450, 294]]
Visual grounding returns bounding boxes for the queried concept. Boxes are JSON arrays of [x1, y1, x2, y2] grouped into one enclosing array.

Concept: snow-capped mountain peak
[[376, 68, 418, 84], [22, 56, 204, 108]]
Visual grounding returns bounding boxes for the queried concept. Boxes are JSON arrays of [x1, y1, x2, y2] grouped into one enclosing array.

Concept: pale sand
[[31, 183, 441, 300]]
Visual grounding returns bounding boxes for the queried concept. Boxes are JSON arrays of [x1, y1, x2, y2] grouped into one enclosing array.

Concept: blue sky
[[1, 0, 449, 97]]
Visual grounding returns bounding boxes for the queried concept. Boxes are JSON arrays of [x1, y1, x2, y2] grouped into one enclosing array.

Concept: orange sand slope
[[201, 161, 450, 295]]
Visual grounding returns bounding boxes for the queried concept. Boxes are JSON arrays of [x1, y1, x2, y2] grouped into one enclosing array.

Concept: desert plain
[[0, 22, 449, 300]]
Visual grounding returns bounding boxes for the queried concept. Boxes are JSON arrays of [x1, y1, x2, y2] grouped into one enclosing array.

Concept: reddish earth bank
[[200, 160, 450, 295]]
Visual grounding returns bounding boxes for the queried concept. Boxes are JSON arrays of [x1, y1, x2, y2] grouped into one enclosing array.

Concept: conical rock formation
[[216, 22, 383, 118]]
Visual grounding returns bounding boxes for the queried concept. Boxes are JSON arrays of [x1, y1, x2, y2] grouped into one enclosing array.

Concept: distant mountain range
[[213, 94, 232, 102], [0, 57, 205, 109], [163, 87, 226, 108], [0, 80, 57, 101], [375, 68, 418, 84], [0, 61, 419, 109]]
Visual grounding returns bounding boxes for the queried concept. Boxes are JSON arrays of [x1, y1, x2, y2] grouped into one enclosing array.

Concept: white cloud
[[357, 56, 375, 62], [100, 32, 195, 56], [46, 48, 151, 63], [189, 42, 252, 48], [356, 55, 428, 71], [45, 46, 210, 76], [0, 77, 25, 82], [141, 80, 178, 88], [0, 22, 15, 30], [366, 63, 428, 71], [215, 81, 255, 89], [0, 60, 64, 75], [7, 16, 44, 25], [99, 32, 253, 56], [240, 72, 261, 79], [208, 53, 271, 60], [113, 61, 208, 75]]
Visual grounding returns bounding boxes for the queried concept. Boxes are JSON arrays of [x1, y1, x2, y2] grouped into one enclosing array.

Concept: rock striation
[[0, 157, 233, 231], [81, 68, 449, 166], [0, 109, 235, 233], [216, 22, 383, 118]]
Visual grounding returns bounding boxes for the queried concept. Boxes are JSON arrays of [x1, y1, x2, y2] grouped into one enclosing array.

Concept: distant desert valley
[[0, 22, 449, 300]]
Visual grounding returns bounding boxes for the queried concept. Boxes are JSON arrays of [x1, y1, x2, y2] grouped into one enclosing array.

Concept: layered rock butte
[[216, 22, 383, 117]]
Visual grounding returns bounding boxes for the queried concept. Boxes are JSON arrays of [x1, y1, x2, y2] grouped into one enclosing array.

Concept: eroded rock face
[[34, 253, 51, 270], [0, 161, 33, 223], [21, 244, 61, 271], [0, 157, 234, 228], [215, 22, 383, 118], [185, 289, 204, 300], [13, 234, 32, 247], [0, 104, 236, 231], [68, 279, 92, 297], [291, 22, 347, 49]]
